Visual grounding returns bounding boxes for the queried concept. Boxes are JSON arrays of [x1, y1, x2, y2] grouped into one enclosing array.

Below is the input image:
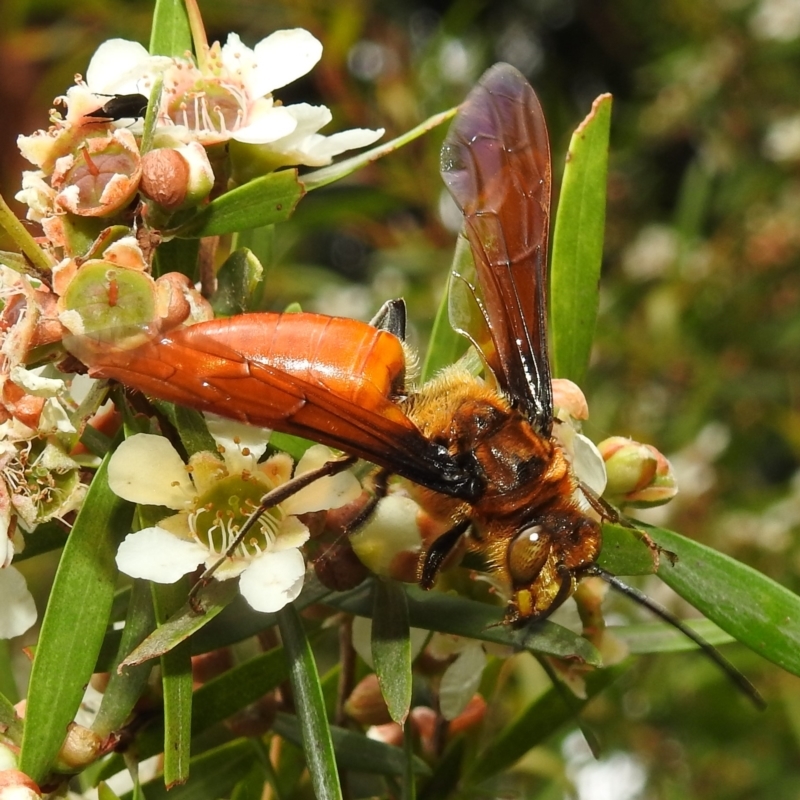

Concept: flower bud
[[552, 378, 589, 421], [53, 723, 103, 772], [0, 770, 41, 799], [344, 674, 392, 726], [349, 494, 423, 581], [140, 143, 214, 212], [598, 436, 678, 508]]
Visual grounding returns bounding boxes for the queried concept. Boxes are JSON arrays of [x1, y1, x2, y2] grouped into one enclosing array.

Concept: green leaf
[[11, 521, 69, 562], [0, 689, 22, 744], [121, 579, 238, 668], [302, 107, 457, 191], [550, 94, 612, 385], [0, 192, 54, 272], [149, 0, 192, 57], [94, 645, 291, 782], [372, 580, 413, 725], [277, 605, 342, 800], [329, 583, 601, 666], [612, 618, 735, 654], [466, 664, 626, 783], [93, 580, 156, 738], [152, 237, 200, 280], [150, 400, 218, 458], [153, 581, 193, 788], [211, 248, 265, 316], [648, 524, 800, 677], [131, 739, 254, 800], [192, 645, 288, 733], [272, 713, 431, 777], [173, 170, 304, 238], [98, 781, 123, 800], [19, 453, 134, 783], [597, 522, 658, 576]]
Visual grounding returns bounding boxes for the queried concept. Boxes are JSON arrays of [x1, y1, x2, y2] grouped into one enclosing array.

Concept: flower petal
[[439, 642, 486, 721], [231, 104, 299, 145], [239, 548, 306, 612], [251, 29, 323, 96], [108, 434, 195, 508], [573, 433, 607, 497], [273, 514, 311, 551], [116, 527, 206, 582], [86, 39, 152, 94], [0, 567, 37, 638], [299, 127, 385, 165], [204, 412, 271, 472], [283, 444, 361, 514]]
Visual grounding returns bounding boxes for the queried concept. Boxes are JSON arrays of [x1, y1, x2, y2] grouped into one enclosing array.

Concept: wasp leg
[[419, 519, 471, 590], [342, 468, 391, 535]]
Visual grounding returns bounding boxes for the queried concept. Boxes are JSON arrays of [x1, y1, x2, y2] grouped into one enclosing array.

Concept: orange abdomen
[[174, 312, 407, 405]]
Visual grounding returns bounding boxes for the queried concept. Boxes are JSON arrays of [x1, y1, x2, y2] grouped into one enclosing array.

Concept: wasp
[[79, 63, 599, 624], [73, 64, 763, 705]]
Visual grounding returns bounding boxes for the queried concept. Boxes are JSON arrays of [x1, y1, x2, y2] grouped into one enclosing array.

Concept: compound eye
[[508, 524, 550, 585]]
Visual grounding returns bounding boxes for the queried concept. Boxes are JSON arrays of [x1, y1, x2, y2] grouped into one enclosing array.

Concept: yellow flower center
[[189, 473, 281, 558]]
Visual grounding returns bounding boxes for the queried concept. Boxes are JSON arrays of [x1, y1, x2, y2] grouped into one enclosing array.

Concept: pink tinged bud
[[344, 673, 392, 726], [598, 436, 678, 508], [0, 770, 41, 799], [51, 129, 141, 217], [552, 378, 589, 421]]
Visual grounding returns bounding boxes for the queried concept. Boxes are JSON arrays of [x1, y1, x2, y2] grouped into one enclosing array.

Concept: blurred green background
[[4, 0, 800, 796]]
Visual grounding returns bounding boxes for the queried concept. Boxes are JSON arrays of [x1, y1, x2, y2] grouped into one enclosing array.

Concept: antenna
[[585, 565, 766, 710]]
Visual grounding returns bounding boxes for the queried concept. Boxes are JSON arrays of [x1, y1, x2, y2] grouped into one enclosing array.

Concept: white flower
[[241, 102, 384, 168], [80, 32, 383, 163], [109, 421, 361, 613], [0, 566, 37, 639]]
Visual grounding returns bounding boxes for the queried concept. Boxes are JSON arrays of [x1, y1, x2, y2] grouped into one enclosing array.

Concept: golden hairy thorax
[[403, 366, 602, 621]]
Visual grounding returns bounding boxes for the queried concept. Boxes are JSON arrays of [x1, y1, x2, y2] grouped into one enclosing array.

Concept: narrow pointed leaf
[[151, 400, 218, 458], [648, 524, 800, 677], [153, 581, 193, 787], [211, 248, 264, 316], [149, 0, 192, 57], [597, 522, 658, 576], [173, 170, 304, 237], [550, 94, 612, 384], [277, 604, 342, 800], [466, 664, 626, 782], [121, 575, 239, 668], [93, 580, 157, 737], [329, 583, 601, 666], [131, 739, 254, 800], [0, 690, 22, 744], [612, 619, 735, 654], [272, 713, 431, 776], [19, 453, 133, 783], [372, 580, 413, 725], [302, 107, 457, 191]]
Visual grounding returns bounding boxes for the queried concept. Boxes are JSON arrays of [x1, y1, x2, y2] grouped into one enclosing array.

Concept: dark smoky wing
[[440, 63, 554, 434]]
